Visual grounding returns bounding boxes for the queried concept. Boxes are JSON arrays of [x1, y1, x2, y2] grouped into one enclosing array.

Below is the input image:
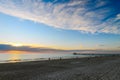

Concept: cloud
[[99, 45, 105, 47], [0, 44, 119, 53], [68, 50, 120, 54], [0, 0, 120, 34], [117, 46, 120, 48], [116, 14, 120, 20], [0, 44, 65, 53]]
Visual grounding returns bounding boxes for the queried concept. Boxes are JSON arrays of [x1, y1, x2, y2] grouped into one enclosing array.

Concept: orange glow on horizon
[[8, 50, 22, 54], [7, 50, 33, 54]]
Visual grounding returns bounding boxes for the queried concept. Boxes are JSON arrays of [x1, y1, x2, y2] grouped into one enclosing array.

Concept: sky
[[0, 0, 120, 53]]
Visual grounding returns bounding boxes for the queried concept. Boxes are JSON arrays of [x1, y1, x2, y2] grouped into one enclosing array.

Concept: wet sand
[[0, 56, 120, 80]]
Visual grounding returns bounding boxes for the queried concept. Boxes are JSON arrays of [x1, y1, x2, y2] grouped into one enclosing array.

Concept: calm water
[[0, 53, 90, 63]]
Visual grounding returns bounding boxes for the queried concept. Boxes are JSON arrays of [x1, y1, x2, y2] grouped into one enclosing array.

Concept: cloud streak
[[0, 44, 65, 53], [0, 0, 120, 34], [0, 44, 119, 54]]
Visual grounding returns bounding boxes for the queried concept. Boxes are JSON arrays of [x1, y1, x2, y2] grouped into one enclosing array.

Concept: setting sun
[[12, 43, 23, 47]]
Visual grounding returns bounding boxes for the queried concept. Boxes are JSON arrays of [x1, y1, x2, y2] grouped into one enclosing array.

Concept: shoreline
[[1, 53, 119, 64], [0, 54, 91, 64], [0, 56, 120, 80]]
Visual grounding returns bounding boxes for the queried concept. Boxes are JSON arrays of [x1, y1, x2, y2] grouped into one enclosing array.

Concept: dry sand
[[0, 56, 120, 80]]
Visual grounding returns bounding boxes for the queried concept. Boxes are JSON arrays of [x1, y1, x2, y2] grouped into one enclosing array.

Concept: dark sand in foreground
[[0, 56, 120, 80]]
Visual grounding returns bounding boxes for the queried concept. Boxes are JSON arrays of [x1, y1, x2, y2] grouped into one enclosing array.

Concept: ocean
[[0, 52, 90, 63]]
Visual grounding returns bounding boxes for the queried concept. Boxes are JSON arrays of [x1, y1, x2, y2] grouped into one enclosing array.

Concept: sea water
[[0, 52, 90, 63]]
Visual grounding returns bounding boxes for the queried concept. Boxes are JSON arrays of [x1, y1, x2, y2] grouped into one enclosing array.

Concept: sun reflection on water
[[9, 51, 21, 63]]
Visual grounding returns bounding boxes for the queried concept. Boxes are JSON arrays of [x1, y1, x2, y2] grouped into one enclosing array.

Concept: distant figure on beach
[[48, 58, 51, 61], [73, 52, 77, 55], [60, 57, 62, 60]]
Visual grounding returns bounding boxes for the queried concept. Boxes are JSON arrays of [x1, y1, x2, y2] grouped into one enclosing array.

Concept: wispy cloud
[[116, 14, 120, 20], [0, 0, 120, 34]]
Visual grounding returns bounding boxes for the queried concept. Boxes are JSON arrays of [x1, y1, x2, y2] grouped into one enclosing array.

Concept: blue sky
[[0, 0, 120, 52]]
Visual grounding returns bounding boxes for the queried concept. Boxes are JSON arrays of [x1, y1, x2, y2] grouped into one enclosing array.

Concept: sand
[[0, 56, 120, 80]]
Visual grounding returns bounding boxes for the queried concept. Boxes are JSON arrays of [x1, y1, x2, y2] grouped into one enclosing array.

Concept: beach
[[0, 56, 120, 80]]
